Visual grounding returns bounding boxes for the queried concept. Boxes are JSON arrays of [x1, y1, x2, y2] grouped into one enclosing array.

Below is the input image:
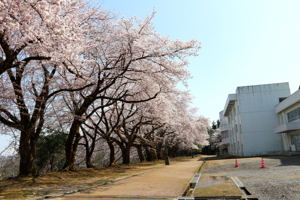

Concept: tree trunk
[[50, 156, 55, 171], [163, 145, 170, 165], [19, 131, 37, 176], [145, 147, 151, 161], [163, 139, 170, 165], [64, 95, 94, 171], [121, 146, 131, 164], [84, 137, 96, 168], [64, 123, 81, 170], [145, 147, 157, 161], [108, 142, 115, 166], [85, 154, 94, 168], [136, 145, 145, 162], [155, 144, 162, 160]]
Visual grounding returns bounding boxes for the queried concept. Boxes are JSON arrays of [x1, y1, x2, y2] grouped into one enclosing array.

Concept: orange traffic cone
[[261, 158, 265, 168], [235, 159, 239, 168]]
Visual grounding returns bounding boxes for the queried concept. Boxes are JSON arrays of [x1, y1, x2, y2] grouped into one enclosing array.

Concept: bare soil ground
[[55, 157, 203, 200], [0, 156, 200, 200], [200, 155, 300, 200], [0, 160, 166, 199]]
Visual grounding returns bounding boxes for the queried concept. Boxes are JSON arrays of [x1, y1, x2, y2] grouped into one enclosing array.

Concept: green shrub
[[36, 130, 67, 173]]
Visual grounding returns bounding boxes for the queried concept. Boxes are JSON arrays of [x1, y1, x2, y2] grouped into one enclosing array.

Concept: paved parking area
[[201, 156, 300, 200]]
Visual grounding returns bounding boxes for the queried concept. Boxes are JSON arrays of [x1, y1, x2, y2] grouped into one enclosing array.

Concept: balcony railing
[[274, 120, 300, 133]]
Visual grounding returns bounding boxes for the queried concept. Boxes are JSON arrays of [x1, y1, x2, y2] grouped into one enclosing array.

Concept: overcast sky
[[1, 0, 300, 153]]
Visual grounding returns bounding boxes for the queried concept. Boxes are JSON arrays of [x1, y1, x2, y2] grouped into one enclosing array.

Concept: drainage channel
[[231, 177, 258, 200], [179, 176, 259, 200], [182, 159, 206, 197], [178, 159, 259, 200]]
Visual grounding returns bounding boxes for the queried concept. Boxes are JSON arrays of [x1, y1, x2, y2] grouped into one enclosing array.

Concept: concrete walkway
[[55, 158, 202, 200]]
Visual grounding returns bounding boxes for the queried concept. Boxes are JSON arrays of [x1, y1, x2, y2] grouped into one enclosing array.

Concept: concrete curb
[[179, 158, 259, 200], [182, 159, 206, 196]]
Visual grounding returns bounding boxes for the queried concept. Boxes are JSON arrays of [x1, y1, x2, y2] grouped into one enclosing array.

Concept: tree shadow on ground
[[200, 154, 300, 166], [198, 155, 238, 162], [266, 155, 300, 166]]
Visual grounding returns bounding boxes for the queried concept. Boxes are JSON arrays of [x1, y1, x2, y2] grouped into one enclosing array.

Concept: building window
[[279, 97, 287, 102], [287, 107, 300, 122]]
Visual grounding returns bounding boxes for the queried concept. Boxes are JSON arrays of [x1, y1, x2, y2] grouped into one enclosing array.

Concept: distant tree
[[212, 121, 217, 130], [202, 121, 220, 154], [217, 120, 220, 128]]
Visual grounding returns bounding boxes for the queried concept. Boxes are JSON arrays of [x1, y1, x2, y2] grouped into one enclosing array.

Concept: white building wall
[[226, 101, 243, 156], [223, 82, 291, 156], [237, 83, 290, 156]]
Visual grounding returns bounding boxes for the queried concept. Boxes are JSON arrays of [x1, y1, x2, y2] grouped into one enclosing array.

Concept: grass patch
[[193, 176, 242, 197]]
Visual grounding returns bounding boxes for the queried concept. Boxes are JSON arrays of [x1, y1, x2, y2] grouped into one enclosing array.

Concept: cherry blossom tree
[[0, 0, 101, 76], [74, 73, 209, 166], [59, 13, 199, 170], [134, 90, 209, 164], [0, 0, 207, 176], [0, 0, 108, 176]]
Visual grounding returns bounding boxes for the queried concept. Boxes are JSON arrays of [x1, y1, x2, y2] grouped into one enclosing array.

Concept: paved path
[[55, 158, 202, 200]]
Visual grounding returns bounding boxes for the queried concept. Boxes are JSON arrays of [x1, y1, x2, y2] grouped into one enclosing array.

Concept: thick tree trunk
[[84, 137, 96, 168], [64, 123, 81, 170], [162, 138, 170, 165], [121, 146, 131, 164], [145, 147, 157, 161], [108, 142, 115, 166], [145, 147, 151, 161], [163, 145, 170, 165], [64, 94, 95, 171], [155, 144, 162, 160], [85, 155, 94, 168], [136, 145, 145, 162], [19, 130, 37, 176]]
